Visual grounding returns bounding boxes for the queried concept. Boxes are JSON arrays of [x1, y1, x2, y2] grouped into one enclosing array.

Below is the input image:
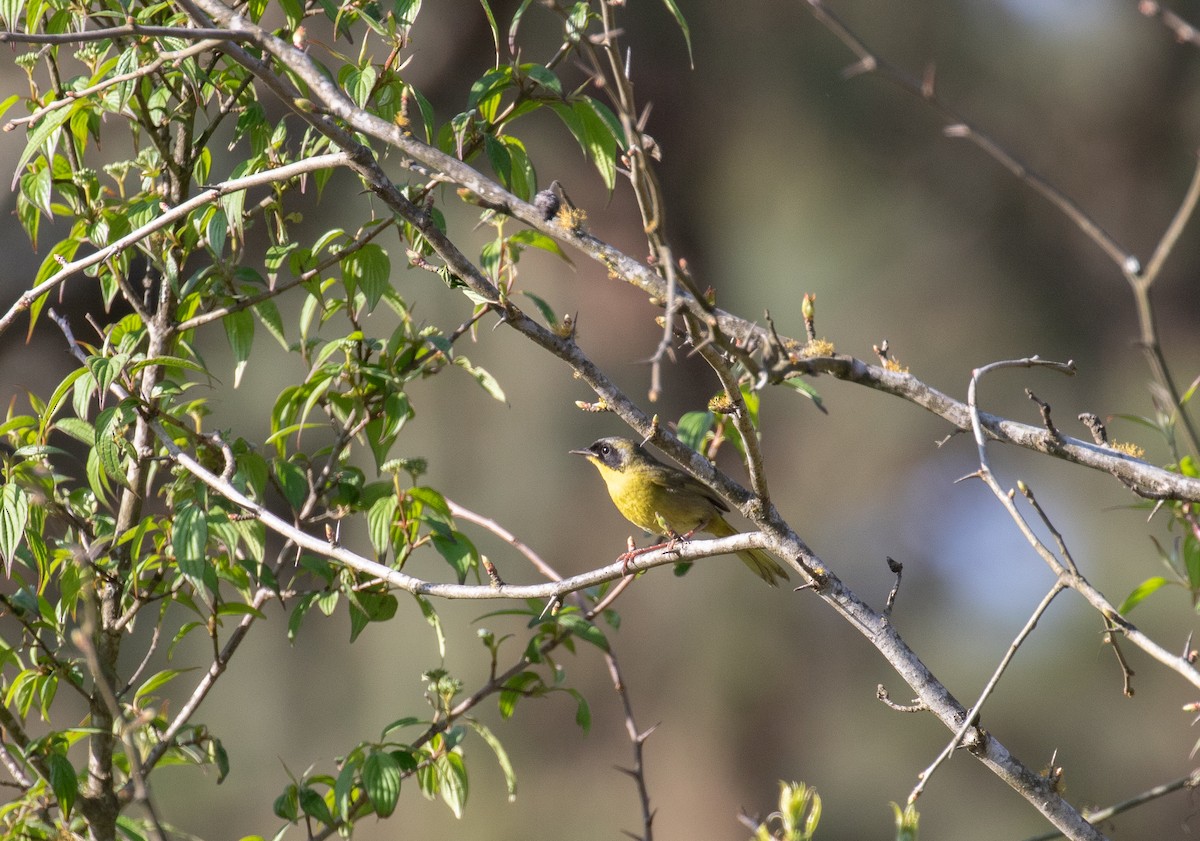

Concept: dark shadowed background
[[3, 1, 1199, 838]]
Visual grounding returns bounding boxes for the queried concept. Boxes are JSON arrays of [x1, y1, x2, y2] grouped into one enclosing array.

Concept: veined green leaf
[[362, 751, 401, 817], [134, 668, 189, 704], [0, 483, 29, 573], [658, 0, 694, 67], [223, 309, 254, 388], [465, 719, 516, 801], [46, 753, 77, 818], [676, 411, 715, 451], [12, 100, 79, 191]]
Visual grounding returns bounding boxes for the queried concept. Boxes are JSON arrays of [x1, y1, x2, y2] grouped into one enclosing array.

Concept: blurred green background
[[3, 0, 1200, 838]]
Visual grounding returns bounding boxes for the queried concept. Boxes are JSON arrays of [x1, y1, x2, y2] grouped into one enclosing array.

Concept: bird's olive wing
[[651, 465, 730, 513]]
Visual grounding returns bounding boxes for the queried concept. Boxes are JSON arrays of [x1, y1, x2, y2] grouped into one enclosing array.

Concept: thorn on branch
[[1026, 389, 1060, 438], [1077, 412, 1108, 445], [540, 596, 562, 618]]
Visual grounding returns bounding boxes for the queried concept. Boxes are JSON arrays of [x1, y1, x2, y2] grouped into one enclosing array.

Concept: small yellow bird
[[571, 437, 789, 586]]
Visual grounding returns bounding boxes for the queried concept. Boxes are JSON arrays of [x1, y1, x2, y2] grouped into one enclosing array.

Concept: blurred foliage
[[0, 1, 1198, 840]]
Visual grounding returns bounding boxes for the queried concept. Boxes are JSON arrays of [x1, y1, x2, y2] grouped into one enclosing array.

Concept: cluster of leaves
[[1118, 379, 1200, 613], [0, 0, 660, 838]]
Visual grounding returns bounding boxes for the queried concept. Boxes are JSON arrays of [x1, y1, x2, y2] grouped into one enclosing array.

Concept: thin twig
[[803, 0, 1134, 271], [1022, 769, 1200, 841], [4, 39, 225, 129], [0, 23, 255, 45], [72, 624, 168, 841], [907, 582, 1065, 805], [965, 360, 1200, 691], [687, 314, 771, 501], [0, 153, 351, 336]]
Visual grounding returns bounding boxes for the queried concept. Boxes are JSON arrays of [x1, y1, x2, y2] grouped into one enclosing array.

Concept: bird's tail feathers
[[706, 516, 790, 587]]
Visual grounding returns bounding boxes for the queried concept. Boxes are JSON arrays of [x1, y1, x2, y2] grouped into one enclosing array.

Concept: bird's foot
[[617, 530, 697, 575], [617, 536, 668, 576]]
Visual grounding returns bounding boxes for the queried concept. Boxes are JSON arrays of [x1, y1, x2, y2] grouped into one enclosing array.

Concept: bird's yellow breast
[[589, 459, 716, 535]]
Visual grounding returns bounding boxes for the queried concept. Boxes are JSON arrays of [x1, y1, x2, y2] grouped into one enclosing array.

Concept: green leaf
[[414, 593, 447, 659], [438, 751, 468, 818], [479, 0, 499, 58], [508, 228, 571, 264], [128, 356, 207, 376], [507, 0, 535, 53], [13, 100, 79, 189], [343, 243, 390, 313], [134, 669, 188, 704], [484, 134, 512, 191], [453, 357, 507, 403], [468, 66, 513, 121], [367, 494, 399, 558], [521, 291, 559, 329], [223, 308, 254, 388], [1186, 537, 1200, 590], [348, 591, 398, 643], [298, 786, 333, 825], [782, 376, 824, 411], [432, 531, 478, 584], [658, 0, 694, 67], [521, 64, 562, 96], [274, 785, 300, 821], [555, 613, 609, 652], [47, 752, 77, 817], [334, 759, 357, 823], [274, 460, 308, 511], [466, 719, 516, 801], [1118, 576, 1169, 614], [362, 751, 401, 817], [94, 403, 134, 489], [577, 98, 619, 192], [676, 411, 715, 451], [0, 483, 29, 573], [21, 166, 52, 218], [173, 503, 211, 592], [207, 206, 228, 258], [287, 592, 319, 641], [254, 299, 288, 349], [569, 687, 591, 731], [345, 64, 378, 108], [498, 671, 541, 718]]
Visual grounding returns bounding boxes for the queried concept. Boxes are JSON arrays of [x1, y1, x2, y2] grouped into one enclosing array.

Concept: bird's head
[[569, 437, 643, 473]]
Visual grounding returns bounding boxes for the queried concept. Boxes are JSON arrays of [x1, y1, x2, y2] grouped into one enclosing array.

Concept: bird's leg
[[674, 527, 698, 543], [617, 535, 673, 574], [619, 536, 640, 576], [617, 528, 698, 575]]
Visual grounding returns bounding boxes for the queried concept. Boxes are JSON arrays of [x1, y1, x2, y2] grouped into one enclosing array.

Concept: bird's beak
[[569, 448, 593, 457]]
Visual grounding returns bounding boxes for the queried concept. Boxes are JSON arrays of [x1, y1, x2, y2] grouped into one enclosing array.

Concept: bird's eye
[[600, 445, 610, 455]]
